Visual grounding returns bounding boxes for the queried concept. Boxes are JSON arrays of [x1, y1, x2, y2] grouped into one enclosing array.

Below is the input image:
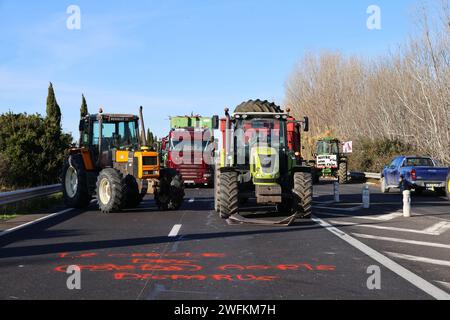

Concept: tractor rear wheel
[[155, 169, 185, 210], [219, 171, 239, 219], [62, 154, 91, 209], [235, 99, 283, 113], [338, 162, 348, 184], [292, 172, 313, 219], [96, 168, 125, 213]]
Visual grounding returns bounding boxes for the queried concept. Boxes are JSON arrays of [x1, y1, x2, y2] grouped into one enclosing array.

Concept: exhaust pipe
[[139, 106, 148, 147]]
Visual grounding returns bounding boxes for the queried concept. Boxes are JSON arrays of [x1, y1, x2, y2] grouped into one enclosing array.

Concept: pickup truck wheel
[[380, 177, 389, 194]]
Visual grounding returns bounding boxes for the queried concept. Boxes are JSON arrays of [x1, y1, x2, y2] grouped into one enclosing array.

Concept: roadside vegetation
[[0, 83, 73, 190], [0, 193, 63, 221], [286, 2, 449, 172]]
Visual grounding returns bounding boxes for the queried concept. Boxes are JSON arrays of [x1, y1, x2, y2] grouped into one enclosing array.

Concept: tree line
[[286, 3, 449, 172], [0, 83, 159, 190]]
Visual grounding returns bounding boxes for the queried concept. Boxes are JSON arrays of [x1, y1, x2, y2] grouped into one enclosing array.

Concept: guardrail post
[[334, 182, 340, 203], [362, 185, 370, 209], [403, 190, 411, 218]]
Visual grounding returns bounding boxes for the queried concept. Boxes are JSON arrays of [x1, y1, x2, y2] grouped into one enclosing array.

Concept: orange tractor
[[62, 107, 184, 213]]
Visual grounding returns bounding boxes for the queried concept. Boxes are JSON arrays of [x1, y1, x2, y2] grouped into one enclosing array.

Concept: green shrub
[[348, 138, 417, 173]]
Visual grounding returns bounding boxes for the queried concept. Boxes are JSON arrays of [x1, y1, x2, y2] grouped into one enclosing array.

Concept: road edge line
[[0, 208, 74, 238], [312, 216, 450, 300]]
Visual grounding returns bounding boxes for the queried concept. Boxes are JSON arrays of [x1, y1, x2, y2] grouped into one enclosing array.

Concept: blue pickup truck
[[381, 156, 449, 195]]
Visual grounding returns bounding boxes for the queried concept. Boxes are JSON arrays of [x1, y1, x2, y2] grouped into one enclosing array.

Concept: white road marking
[[168, 224, 182, 237], [423, 221, 450, 235], [314, 205, 363, 212], [319, 211, 404, 221], [0, 208, 74, 237], [327, 220, 448, 236], [312, 216, 450, 300], [385, 252, 450, 267], [352, 233, 450, 249]]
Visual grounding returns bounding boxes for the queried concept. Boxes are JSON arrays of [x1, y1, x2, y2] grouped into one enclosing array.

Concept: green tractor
[[312, 138, 348, 184], [214, 99, 313, 226]]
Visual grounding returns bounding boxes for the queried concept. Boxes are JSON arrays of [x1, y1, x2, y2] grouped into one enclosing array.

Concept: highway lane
[[0, 182, 448, 300]]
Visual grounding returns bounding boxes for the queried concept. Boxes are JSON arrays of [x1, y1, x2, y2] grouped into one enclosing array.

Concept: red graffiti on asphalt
[[55, 252, 336, 282]]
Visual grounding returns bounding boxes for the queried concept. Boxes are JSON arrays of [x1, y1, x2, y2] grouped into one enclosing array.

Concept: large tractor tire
[[235, 99, 283, 113], [219, 171, 239, 219], [96, 168, 125, 213], [155, 169, 184, 210], [62, 154, 91, 209], [123, 175, 147, 209], [214, 166, 221, 213], [292, 172, 313, 219], [338, 161, 348, 184]]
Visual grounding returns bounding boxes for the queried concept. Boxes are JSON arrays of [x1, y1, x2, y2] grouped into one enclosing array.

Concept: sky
[[0, 0, 422, 139]]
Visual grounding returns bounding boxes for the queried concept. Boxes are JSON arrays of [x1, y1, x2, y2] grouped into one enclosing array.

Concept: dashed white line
[[168, 224, 182, 237], [352, 233, 450, 249], [312, 216, 450, 300], [385, 252, 450, 267]]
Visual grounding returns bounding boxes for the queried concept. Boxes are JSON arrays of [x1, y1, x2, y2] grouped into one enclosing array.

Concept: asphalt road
[[0, 181, 449, 300]]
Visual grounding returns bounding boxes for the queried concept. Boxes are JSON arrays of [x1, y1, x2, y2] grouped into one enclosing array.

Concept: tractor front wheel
[[219, 171, 239, 219], [292, 172, 313, 219], [62, 154, 91, 209], [96, 168, 125, 213], [338, 162, 348, 184]]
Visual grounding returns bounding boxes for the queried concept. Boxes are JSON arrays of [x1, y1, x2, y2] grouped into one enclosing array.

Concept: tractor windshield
[[236, 118, 286, 149], [93, 120, 139, 150], [234, 118, 286, 166], [317, 141, 339, 155]]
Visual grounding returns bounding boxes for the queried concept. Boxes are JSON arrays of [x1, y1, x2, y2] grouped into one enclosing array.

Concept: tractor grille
[[178, 164, 203, 179]]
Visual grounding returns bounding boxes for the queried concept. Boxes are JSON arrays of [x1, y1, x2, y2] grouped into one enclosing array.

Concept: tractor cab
[[77, 112, 159, 179]]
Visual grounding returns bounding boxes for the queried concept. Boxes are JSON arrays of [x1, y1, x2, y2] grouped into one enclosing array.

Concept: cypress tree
[[80, 94, 88, 118], [46, 82, 61, 127]]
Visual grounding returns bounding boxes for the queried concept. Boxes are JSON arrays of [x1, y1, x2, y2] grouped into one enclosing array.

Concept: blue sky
[[0, 0, 420, 138]]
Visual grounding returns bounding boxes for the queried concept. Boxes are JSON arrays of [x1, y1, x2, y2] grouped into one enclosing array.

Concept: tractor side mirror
[[302, 117, 309, 132], [212, 115, 219, 130]]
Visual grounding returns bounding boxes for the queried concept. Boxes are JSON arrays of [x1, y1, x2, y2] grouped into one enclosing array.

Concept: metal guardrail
[[364, 172, 381, 180], [349, 172, 381, 181], [0, 184, 62, 206]]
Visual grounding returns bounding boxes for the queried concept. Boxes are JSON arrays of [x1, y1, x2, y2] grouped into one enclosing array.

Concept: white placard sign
[[343, 141, 353, 154]]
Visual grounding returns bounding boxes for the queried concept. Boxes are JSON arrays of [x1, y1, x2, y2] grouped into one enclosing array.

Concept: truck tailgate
[[414, 167, 448, 181]]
